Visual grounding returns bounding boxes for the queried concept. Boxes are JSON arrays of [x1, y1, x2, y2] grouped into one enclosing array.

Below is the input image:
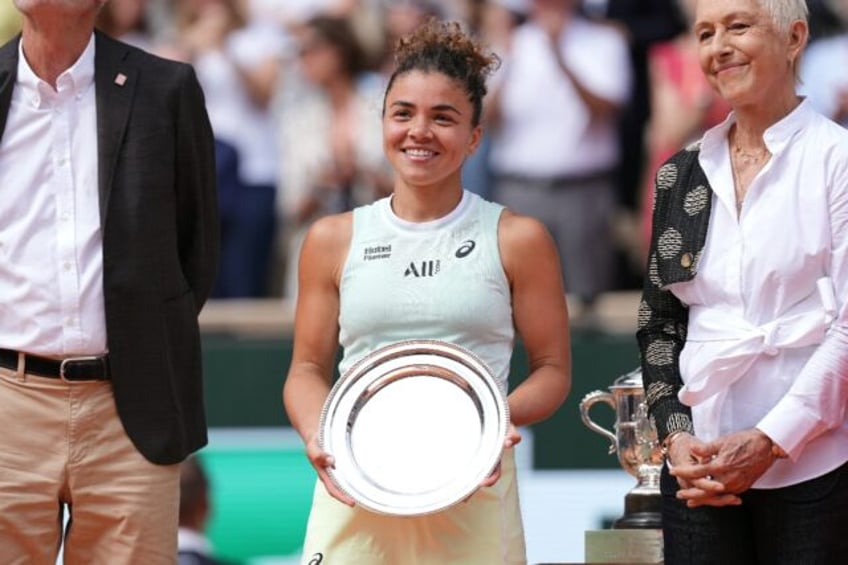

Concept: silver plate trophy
[[319, 340, 509, 516], [580, 367, 663, 529]]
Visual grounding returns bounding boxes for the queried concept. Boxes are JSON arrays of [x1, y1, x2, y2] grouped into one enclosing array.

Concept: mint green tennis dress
[[300, 191, 527, 564]]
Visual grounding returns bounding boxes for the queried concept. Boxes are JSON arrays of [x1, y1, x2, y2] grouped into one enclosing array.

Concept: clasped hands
[[666, 428, 780, 508]]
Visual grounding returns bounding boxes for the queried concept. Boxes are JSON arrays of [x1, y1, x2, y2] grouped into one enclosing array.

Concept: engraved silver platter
[[319, 340, 509, 516]]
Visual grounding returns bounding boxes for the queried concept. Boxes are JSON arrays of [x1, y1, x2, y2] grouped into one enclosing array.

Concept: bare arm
[[282, 212, 355, 504], [499, 211, 571, 426]]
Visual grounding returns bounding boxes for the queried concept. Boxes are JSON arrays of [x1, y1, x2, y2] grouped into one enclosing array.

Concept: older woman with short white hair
[[637, 0, 848, 562]]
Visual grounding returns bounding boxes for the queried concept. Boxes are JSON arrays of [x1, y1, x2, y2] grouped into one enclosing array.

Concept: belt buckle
[[59, 356, 105, 382]]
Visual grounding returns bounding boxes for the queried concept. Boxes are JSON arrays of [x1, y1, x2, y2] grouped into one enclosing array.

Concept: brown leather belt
[[0, 348, 111, 381]]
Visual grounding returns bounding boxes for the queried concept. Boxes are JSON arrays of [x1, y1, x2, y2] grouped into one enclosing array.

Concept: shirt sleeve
[[636, 152, 696, 442], [757, 137, 848, 458]]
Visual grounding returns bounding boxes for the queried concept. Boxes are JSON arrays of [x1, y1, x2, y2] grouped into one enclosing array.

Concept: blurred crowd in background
[[2, 0, 846, 321]]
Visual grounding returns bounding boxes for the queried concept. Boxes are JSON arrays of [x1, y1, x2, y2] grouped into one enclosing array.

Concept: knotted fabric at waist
[[679, 277, 836, 407]]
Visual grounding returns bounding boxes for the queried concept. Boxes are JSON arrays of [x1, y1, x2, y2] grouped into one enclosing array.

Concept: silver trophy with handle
[[579, 367, 663, 529]]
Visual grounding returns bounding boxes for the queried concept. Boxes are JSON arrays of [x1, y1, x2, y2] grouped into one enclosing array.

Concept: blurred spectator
[[479, 0, 528, 49], [461, 0, 527, 199], [0, 1, 21, 44], [592, 0, 683, 213], [96, 0, 155, 51], [376, 0, 445, 75], [488, 0, 631, 321], [638, 0, 731, 254], [808, 0, 845, 40], [178, 456, 230, 565], [276, 15, 391, 298], [171, 0, 285, 298], [800, 0, 848, 127]]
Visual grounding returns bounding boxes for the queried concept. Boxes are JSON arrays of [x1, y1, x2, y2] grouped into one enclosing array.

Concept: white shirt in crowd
[[489, 17, 631, 178], [799, 34, 848, 127]]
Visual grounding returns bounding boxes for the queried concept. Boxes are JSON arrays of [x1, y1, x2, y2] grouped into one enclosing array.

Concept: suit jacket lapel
[[0, 35, 21, 145], [94, 31, 136, 225]]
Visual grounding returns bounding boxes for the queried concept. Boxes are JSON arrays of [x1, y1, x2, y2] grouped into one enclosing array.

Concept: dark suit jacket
[[0, 32, 219, 464], [636, 145, 713, 442]]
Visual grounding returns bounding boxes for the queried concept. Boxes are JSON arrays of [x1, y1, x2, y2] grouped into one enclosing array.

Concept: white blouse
[[668, 100, 848, 488]]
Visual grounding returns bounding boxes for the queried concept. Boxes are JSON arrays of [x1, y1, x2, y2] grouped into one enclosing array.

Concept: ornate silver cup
[[579, 367, 663, 529]]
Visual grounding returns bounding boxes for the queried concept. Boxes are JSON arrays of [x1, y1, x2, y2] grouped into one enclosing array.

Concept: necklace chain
[[732, 144, 769, 165], [730, 144, 770, 213]]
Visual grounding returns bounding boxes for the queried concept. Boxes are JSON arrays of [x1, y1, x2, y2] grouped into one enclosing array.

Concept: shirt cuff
[[757, 397, 826, 460]]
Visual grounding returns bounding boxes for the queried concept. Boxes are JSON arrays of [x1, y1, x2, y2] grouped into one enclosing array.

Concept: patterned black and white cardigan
[[637, 143, 714, 443]]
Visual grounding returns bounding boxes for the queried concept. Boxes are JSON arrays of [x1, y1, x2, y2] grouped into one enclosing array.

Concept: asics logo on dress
[[455, 239, 476, 258]]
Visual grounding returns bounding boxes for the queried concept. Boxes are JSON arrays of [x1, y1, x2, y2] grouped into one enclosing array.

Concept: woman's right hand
[[306, 435, 356, 507], [667, 432, 742, 508]]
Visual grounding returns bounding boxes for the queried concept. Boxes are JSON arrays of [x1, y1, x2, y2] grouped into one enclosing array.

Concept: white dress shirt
[[489, 18, 631, 177], [0, 35, 106, 358], [667, 100, 848, 488]]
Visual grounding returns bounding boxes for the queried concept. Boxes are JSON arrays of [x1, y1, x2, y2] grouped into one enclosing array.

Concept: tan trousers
[[0, 365, 180, 565]]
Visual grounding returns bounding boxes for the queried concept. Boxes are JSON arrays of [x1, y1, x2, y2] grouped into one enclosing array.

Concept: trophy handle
[[579, 390, 617, 455]]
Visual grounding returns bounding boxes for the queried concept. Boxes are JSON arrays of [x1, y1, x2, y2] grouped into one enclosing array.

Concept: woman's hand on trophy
[[305, 434, 357, 506]]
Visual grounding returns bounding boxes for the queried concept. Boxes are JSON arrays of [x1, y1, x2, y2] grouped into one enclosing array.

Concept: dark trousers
[[660, 460, 848, 564]]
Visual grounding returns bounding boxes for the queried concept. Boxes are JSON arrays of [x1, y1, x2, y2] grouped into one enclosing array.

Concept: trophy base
[[612, 491, 662, 530], [585, 529, 663, 563]]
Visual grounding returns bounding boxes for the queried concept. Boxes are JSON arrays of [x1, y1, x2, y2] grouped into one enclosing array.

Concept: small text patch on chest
[[363, 244, 392, 261]]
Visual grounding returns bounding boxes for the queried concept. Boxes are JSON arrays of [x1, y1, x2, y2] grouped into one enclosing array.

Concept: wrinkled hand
[[666, 432, 739, 508], [305, 435, 355, 506], [670, 429, 776, 507]]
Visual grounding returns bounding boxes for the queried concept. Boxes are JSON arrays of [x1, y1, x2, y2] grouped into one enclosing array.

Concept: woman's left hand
[[479, 424, 522, 488], [671, 428, 777, 507]]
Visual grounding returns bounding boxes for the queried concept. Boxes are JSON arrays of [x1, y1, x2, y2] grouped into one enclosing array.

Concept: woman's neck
[[731, 92, 801, 150], [390, 184, 464, 223]]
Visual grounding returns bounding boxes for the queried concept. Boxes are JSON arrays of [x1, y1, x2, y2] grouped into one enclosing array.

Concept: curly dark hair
[[383, 19, 500, 126]]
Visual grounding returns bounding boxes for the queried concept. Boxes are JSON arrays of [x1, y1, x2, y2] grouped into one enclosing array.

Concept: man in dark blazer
[[0, 0, 218, 562]]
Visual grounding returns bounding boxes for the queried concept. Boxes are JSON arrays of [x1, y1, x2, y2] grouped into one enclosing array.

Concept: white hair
[[757, 0, 809, 33]]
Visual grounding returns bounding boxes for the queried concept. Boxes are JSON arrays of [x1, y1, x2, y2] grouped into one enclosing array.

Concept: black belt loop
[[0, 348, 111, 381]]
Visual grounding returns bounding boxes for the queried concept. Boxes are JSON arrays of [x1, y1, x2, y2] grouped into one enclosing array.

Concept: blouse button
[[680, 252, 694, 269]]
